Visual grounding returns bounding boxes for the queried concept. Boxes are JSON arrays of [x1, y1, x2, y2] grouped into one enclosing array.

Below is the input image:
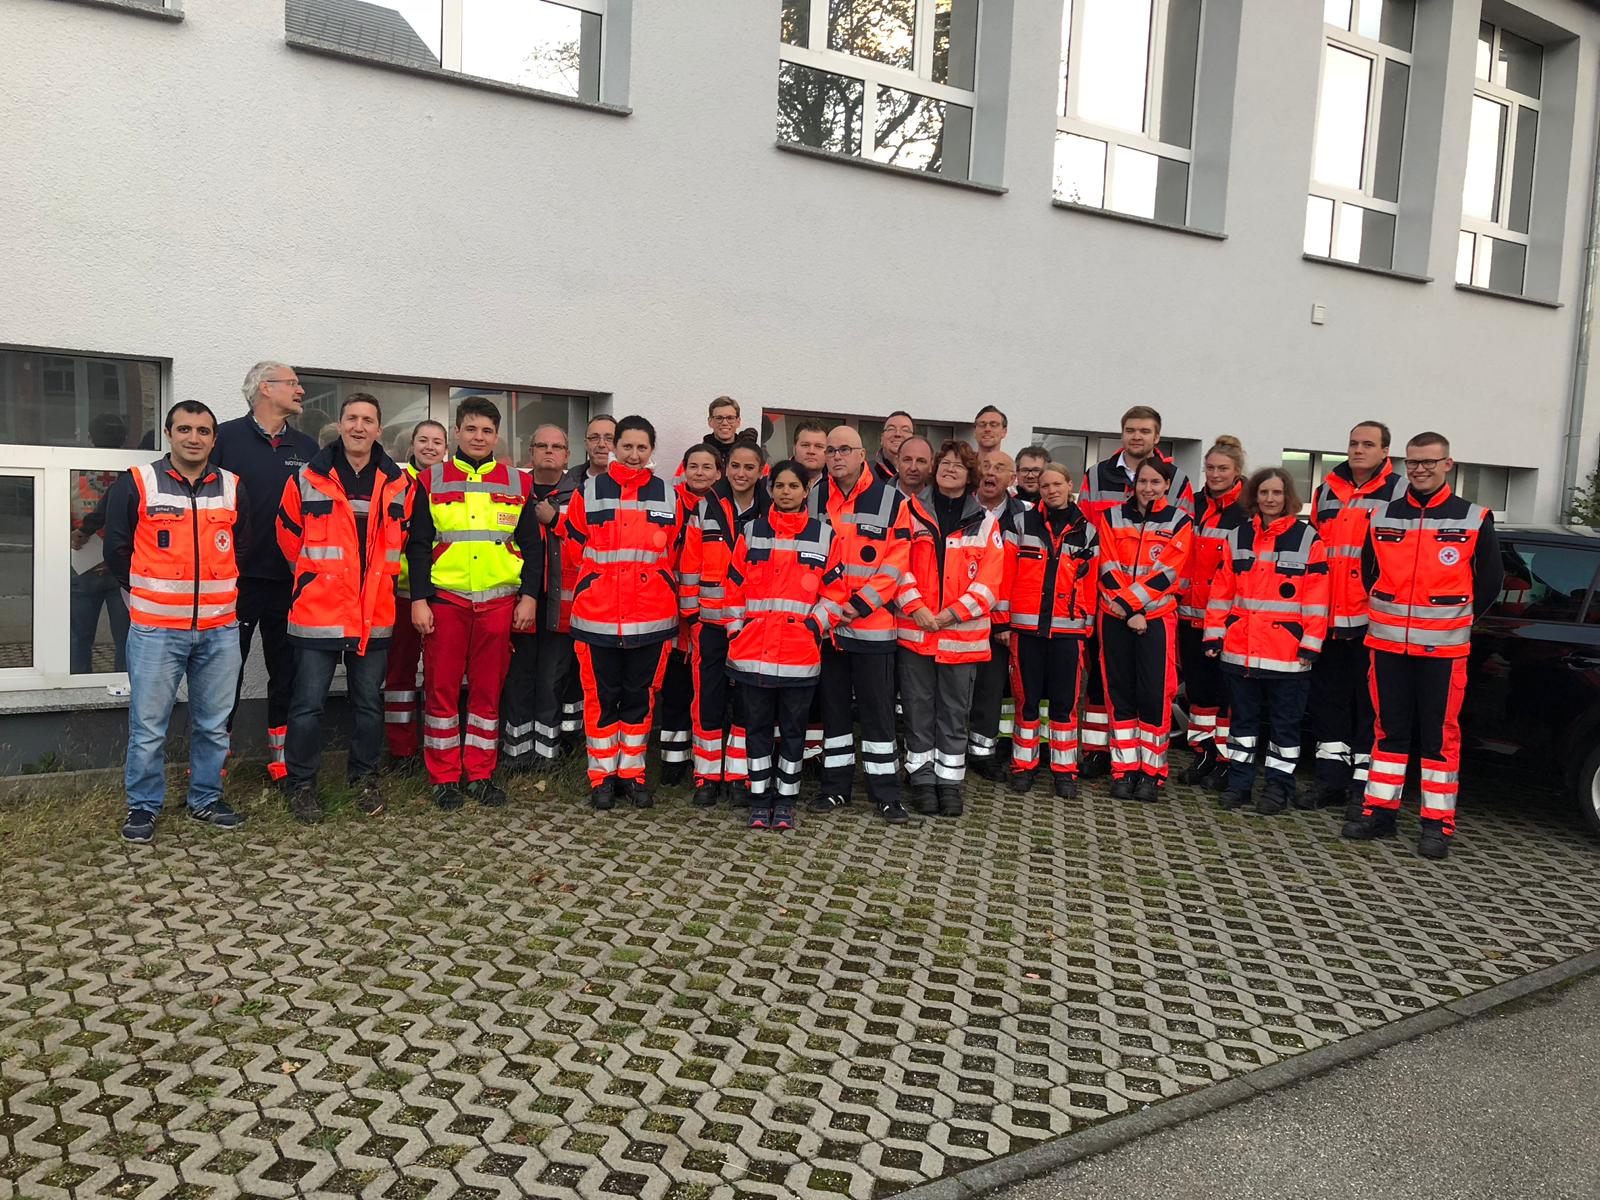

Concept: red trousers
[[421, 594, 514, 785], [382, 613, 424, 759], [573, 641, 671, 787]]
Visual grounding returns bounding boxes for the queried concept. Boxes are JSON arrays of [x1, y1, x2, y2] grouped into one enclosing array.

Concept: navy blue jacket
[[211, 414, 318, 582]]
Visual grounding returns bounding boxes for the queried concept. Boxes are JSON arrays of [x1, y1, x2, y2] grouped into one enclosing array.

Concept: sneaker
[[880, 800, 910, 825], [353, 778, 385, 817], [432, 783, 466, 812], [1007, 770, 1036, 794], [1108, 775, 1135, 800], [659, 761, 688, 787], [748, 804, 770, 829], [772, 801, 796, 831], [1218, 788, 1253, 811], [120, 809, 156, 843], [465, 779, 508, 808], [936, 787, 963, 818], [1132, 775, 1161, 803], [1052, 773, 1078, 800], [1180, 747, 1216, 785], [289, 785, 324, 825], [622, 777, 655, 809], [1079, 752, 1111, 780], [1341, 809, 1398, 840], [591, 778, 616, 811], [1417, 819, 1450, 860], [809, 791, 848, 812], [692, 782, 719, 808], [910, 783, 937, 815], [1255, 781, 1289, 815], [188, 800, 244, 829]]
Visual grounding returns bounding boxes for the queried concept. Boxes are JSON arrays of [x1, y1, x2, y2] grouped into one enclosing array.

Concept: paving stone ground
[[1, 759, 1597, 1200]]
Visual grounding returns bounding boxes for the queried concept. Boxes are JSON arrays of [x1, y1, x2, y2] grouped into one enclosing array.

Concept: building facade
[[3, 0, 1600, 717]]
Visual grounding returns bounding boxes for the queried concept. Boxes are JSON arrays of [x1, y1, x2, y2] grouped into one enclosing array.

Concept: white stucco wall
[[3, 0, 1600, 516]]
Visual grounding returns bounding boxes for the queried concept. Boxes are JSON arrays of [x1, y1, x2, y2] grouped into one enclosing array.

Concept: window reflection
[[1357, 0, 1413, 53], [1462, 95, 1507, 223], [781, 0, 809, 46], [286, 0, 443, 67], [1312, 45, 1371, 191], [0, 478, 34, 670], [777, 61, 865, 156], [1108, 146, 1188, 224], [299, 375, 430, 459], [931, 0, 979, 90], [1304, 195, 1335, 257], [1074, 0, 1152, 133], [1496, 28, 1542, 98], [828, 0, 916, 71], [0, 349, 159, 451], [461, 0, 599, 100], [1054, 132, 1107, 208], [874, 87, 970, 179], [70, 469, 129, 675]]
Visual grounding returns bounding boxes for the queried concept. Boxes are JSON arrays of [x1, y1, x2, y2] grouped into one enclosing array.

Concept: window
[[298, 375, 431, 457], [0, 476, 36, 673], [1304, 1, 1414, 268], [1494, 542, 1598, 624], [0, 348, 159, 450], [1055, 0, 1202, 224], [859, 417, 958, 458], [777, 1, 982, 181], [448, 387, 591, 465], [286, 0, 609, 104], [1033, 429, 1177, 485], [1281, 448, 1349, 504], [1456, 21, 1542, 293]]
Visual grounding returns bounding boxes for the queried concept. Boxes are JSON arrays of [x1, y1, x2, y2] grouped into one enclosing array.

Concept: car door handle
[[1561, 651, 1600, 668]]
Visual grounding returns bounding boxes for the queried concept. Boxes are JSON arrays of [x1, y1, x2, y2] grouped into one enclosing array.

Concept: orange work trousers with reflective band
[[421, 594, 514, 785], [1098, 612, 1180, 781], [573, 641, 672, 786], [1363, 652, 1468, 834]]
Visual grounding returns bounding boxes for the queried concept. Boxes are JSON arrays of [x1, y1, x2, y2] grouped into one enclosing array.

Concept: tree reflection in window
[[827, 0, 915, 70], [777, 62, 865, 156]]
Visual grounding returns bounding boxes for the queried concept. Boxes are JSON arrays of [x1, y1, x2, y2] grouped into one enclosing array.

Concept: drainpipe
[[1560, 69, 1600, 523]]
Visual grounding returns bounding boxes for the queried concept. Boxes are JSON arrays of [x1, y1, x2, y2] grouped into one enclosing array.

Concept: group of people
[[106, 366, 1502, 862]]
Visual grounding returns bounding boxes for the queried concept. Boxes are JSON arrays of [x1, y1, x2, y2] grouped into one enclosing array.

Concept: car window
[[1494, 542, 1600, 624]]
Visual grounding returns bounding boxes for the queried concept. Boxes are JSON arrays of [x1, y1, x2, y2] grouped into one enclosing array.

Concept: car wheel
[[1578, 744, 1600, 839]]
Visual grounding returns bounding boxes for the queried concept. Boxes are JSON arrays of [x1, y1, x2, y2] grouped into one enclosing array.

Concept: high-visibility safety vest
[[126, 458, 241, 631], [277, 445, 413, 654], [725, 506, 842, 685], [1203, 515, 1330, 674], [895, 491, 1006, 663], [424, 456, 533, 602], [395, 461, 420, 599], [679, 483, 741, 627], [1008, 501, 1100, 638], [559, 460, 683, 648], [1364, 484, 1494, 658], [1178, 480, 1247, 624], [806, 469, 911, 650], [1098, 497, 1193, 620], [1080, 450, 1197, 525], [1312, 459, 1408, 638]]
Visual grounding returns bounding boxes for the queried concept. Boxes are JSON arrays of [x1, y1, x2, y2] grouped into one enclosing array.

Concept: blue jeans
[[1224, 671, 1312, 792], [286, 644, 389, 788], [71, 570, 129, 674], [125, 621, 242, 814]]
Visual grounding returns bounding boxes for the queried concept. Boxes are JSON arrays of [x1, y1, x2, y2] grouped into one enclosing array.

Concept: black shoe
[[1341, 809, 1398, 840], [936, 786, 963, 817], [591, 778, 616, 811], [353, 778, 385, 817], [1218, 788, 1252, 811], [188, 800, 244, 829], [1254, 781, 1289, 815], [1007, 770, 1036, 794], [1288, 782, 1319, 811], [692, 782, 718, 808], [724, 781, 749, 808], [1108, 775, 1135, 800], [1342, 794, 1369, 823], [1132, 775, 1161, 803], [120, 809, 156, 843], [772, 801, 796, 831], [623, 777, 654, 808], [659, 761, 688, 787], [1417, 819, 1450, 860], [969, 755, 1004, 783], [289, 785, 324, 825], [1180, 747, 1216, 785], [432, 783, 466, 812], [1052, 773, 1078, 800], [1079, 752, 1111, 780], [1306, 782, 1346, 809], [911, 783, 937, 815], [809, 791, 847, 812], [1203, 765, 1231, 792], [880, 800, 910, 824], [749, 804, 770, 829], [466, 779, 507, 808]]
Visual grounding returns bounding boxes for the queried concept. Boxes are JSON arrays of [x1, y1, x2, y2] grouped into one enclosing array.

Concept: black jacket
[[210, 414, 317, 583]]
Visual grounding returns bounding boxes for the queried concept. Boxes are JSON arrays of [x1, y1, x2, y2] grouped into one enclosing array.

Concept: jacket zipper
[[188, 480, 201, 631]]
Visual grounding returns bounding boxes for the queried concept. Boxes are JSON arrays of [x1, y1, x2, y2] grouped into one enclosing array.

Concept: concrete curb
[[895, 948, 1600, 1199]]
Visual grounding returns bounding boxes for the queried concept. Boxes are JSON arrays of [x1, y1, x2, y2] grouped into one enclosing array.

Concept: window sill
[[1051, 200, 1225, 240], [285, 35, 631, 117], [1454, 283, 1562, 310], [1302, 254, 1431, 284], [775, 141, 1007, 195], [52, 0, 182, 21], [0, 686, 129, 715]]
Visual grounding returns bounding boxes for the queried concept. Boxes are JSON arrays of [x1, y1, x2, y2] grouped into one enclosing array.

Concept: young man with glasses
[[706, 396, 742, 464], [873, 410, 916, 484], [1013, 446, 1050, 505], [1343, 432, 1502, 861], [212, 361, 318, 788], [973, 405, 1008, 454]]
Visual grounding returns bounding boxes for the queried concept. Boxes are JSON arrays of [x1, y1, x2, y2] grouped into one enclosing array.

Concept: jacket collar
[[310, 439, 403, 484], [1407, 482, 1454, 510], [768, 505, 810, 535], [1205, 479, 1244, 514], [1253, 512, 1299, 539], [1327, 457, 1396, 499], [607, 459, 652, 490], [159, 454, 218, 488]]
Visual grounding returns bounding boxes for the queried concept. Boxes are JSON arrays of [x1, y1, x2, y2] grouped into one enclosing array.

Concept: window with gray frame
[[1457, 20, 1543, 294]]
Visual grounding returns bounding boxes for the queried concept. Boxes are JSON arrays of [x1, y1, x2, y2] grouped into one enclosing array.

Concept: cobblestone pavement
[[1, 763, 1597, 1200]]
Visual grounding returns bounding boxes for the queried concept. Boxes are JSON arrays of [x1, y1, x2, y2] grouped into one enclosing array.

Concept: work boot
[[1132, 775, 1161, 803], [771, 800, 796, 831], [1307, 781, 1346, 809], [1007, 769, 1036, 794], [290, 785, 324, 825], [1342, 791, 1368, 823], [1053, 773, 1078, 800], [969, 755, 1004, 783], [1417, 818, 1450, 860], [692, 781, 718, 808], [911, 782, 937, 815], [809, 791, 848, 812], [353, 777, 385, 817], [936, 786, 964, 817], [1203, 764, 1231, 792], [1341, 808, 1398, 840], [120, 809, 156, 844], [1079, 752, 1111, 780], [659, 761, 688, 788], [1180, 746, 1216, 785], [725, 781, 749, 808], [1218, 787, 1252, 811], [1289, 781, 1320, 812], [466, 778, 507, 808], [432, 783, 465, 812], [748, 802, 770, 830], [591, 778, 616, 811], [1108, 775, 1135, 800], [1255, 780, 1290, 815], [189, 800, 244, 829], [622, 777, 655, 809]]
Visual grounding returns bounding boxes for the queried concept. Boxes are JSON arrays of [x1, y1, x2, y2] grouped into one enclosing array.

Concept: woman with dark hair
[[895, 439, 1005, 816], [1099, 456, 1194, 802], [723, 439, 771, 536], [1204, 466, 1328, 814], [658, 443, 725, 792]]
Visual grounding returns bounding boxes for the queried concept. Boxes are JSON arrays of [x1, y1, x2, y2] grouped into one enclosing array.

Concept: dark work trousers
[[233, 576, 298, 781], [967, 633, 1009, 763], [1309, 636, 1376, 790], [1222, 671, 1311, 792], [1081, 629, 1109, 756], [1364, 653, 1468, 834], [1010, 634, 1084, 775], [572, 641, 672, 786], [818, 643, 900, 808], [741, 683, 813, 802], [1178, 620, 1230, 757], [285, 644, 389, 789], [898, 649, 979, 786], [560, 656, 584, 745], [1099, 613, 1180, 780], [500, 626, 576, 767], [655, 647, 693, 770], [691, 623, 741, 783]]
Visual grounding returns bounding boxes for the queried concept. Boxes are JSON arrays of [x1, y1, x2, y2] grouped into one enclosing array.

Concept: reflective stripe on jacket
[[559, 461, 684, 648], [724, 507, 843, 685], [1079, 451, 1197, 525], [1311, 459, 1408, 637], [425, 456, 532, 601], [680, 485, 741, 627], [895, 491, 1006, 663], [1178, 480, 1246, 623], [1008, 501, 1099, 638], [1203, 515, 1329, 675], [806, 469, 911, 651], [1098, 498, 1193, 619], [395, 462, 420, 599], [127, 458, 240, 631], [277, 444, 413, 653]]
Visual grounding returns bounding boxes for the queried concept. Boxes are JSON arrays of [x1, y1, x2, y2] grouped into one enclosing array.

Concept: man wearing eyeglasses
[[1343, 432, 1502, 861], [212, 361, 318, 788], [1013, 446, 1050, 506], [706, 396, 742, 464]]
